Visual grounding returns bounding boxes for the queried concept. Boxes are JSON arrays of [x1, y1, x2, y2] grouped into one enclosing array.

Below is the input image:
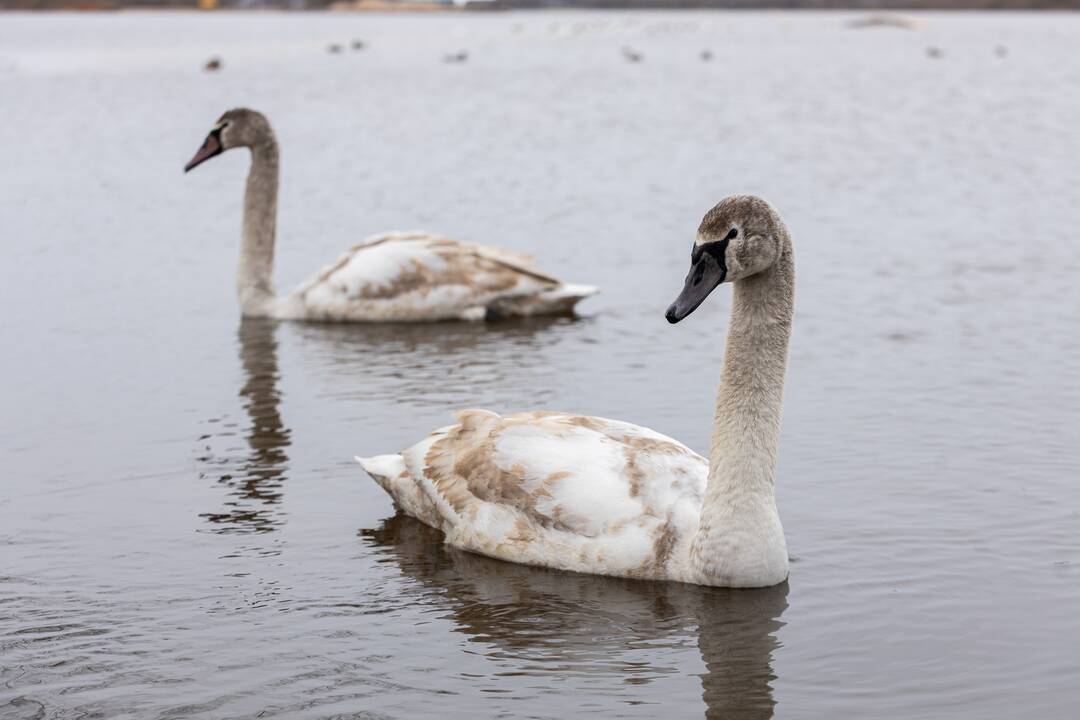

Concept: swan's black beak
[[184, 131, 224, 173], [666, 247, 727, 324]]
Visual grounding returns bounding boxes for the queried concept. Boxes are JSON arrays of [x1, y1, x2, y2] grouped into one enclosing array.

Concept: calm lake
[[2, 9, 1079, 719]]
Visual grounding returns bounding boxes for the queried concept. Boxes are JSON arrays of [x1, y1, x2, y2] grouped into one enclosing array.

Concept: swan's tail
[[357, 453, 445, 528], [549, 283, 599, 301], [541, 283, 598, 314], [356, 454, 406, 496], [486, 283, 598, 319]]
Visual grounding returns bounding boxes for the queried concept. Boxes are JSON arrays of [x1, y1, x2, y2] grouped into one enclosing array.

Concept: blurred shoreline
[[7, 0, 1080, 10]]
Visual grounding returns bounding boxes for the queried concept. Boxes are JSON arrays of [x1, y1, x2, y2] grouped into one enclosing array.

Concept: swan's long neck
[[690, 244, 794, 587], [238, 139, 279, 317]]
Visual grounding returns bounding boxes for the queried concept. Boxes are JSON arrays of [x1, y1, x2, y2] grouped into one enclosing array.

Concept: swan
[[359, 195, 795, 588], [183, 108, 597, 322]]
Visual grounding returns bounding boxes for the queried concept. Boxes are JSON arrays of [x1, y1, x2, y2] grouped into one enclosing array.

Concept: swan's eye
[[726, 228, 738, 241]]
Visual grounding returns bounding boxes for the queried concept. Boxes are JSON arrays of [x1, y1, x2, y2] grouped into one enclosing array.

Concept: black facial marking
[[183, 124, 228, 172], [666, 236, 731, 323], [691, 236, 731, 271]]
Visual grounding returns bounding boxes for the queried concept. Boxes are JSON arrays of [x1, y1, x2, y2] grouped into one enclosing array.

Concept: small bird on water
[[700, 50, 713, 62], [328, 43, 344, 54], [204, 57, 222, 72], [443, 51, 469, 64]]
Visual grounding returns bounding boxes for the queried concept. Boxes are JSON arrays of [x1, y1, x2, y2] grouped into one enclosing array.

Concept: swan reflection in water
[[290, 315, 592, 409], [195, 318, 782, 715], [198, 316, 590, 533], [198, 318, 291, 533], [363, 513, 788, 719]]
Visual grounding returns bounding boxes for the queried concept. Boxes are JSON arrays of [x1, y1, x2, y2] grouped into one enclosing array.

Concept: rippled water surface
[[2, 10, 1079, 719]]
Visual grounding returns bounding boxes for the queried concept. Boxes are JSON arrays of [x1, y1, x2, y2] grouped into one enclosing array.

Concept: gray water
[[2, 9, 1079, 719]]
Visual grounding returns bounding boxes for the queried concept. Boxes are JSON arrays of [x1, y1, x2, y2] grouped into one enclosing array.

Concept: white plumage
[[277, 232, 595, 322], [359, 410, 708, 582], [359, 195, 797, 588]]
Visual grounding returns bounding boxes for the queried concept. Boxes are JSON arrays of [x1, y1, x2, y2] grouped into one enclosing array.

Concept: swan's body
[[185, 108, 596, 322], [277, 232, 595, 322], [360, 195, 795, 588], [360, 410, 720, 583]]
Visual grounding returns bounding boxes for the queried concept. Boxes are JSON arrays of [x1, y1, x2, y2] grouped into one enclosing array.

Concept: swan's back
[[359, 410, 707, 581], [280, 233, 594, 322]]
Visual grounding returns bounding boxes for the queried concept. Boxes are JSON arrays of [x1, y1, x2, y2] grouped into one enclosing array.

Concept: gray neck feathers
[[238, 137, 279, 317], [704, 238, 794, 513]]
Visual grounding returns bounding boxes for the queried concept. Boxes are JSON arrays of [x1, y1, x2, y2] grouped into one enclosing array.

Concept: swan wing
[[361, 410, 706, 580], [283, 233, 593, 321]]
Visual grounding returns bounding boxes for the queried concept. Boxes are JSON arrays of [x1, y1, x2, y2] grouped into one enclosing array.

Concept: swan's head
[[184, 108, 274, 173], [666, 195, 786, 323]]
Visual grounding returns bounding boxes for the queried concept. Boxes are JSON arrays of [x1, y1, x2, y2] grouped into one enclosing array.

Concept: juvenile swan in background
[[359, 195, 795, 588], [184, 109, 596, 321]]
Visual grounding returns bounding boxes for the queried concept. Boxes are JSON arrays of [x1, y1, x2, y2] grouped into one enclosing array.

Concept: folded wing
[[361, 409, 707, 580], [286, 233, 592, 322]]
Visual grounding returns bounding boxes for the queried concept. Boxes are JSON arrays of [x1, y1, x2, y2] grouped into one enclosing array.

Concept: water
[[2, 9, 1079, 719]]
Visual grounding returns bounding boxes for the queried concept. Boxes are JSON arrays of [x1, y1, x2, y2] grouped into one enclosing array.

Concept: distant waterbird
[[182, 108, 596, 322], [700, 50, 713, 62], [328, 43, 344, 54], [352, 39, 365, 51], [204, 56, 222, 72], [847, 14, 921, 30], [926, 46, 944, 59], [443, 51, 469, 64], [621, 47, 643, 63]]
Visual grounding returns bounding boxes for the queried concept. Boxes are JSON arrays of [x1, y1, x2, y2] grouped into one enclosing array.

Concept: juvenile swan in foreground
[[359, 196, 794, 587], [184, 108, 596, 321]]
